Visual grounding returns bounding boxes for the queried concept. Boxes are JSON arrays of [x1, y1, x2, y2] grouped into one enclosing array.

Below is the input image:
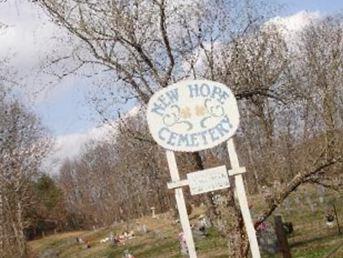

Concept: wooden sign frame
[[147, 80, 261, 258], [166, 138, 261, 258]]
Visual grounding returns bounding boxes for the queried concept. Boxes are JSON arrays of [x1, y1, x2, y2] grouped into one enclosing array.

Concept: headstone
[[305, 195, 315, 212], [192, 217, 210, 239], [257, 221, 278, 255], [136, 224, 147, 235], [325, 208, 335, 227], [199, 214, 212, 228], [142, 224, 147, 233], [109, 232, 114, 243], [38, 249, 60, 258], [212, 194, 227, 206], [122, 249, 135, 258], [319, 196, 324, 204], [318, 185, 325, 204], [151, 207, 157, 218], [282, 222, 293, 235], [282, 198, 291, 212], [274, 216, 291, 258]]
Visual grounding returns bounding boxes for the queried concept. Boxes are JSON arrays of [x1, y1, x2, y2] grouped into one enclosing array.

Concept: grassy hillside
[[29, 187, 342, 258]]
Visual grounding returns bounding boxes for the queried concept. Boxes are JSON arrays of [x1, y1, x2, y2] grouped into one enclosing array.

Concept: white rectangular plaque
[[187, 165, 230, 195]]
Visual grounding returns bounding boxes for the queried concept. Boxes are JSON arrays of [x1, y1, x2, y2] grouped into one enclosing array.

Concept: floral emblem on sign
[[180, 107, 191, 119], [162, 105, 193, 131], [195, 105, 206, 116], [200, 98, 226, 129], [162, 99, 229, 131]]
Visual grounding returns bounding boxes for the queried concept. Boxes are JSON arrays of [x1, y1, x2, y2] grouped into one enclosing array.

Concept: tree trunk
[[190, 152, 249, 257]]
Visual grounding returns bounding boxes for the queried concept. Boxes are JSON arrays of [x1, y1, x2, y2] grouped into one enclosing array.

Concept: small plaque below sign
[[187, 165, 230, 195]]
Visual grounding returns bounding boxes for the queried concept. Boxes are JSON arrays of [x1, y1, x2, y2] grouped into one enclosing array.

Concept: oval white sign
[[146, 80, 240, 152]]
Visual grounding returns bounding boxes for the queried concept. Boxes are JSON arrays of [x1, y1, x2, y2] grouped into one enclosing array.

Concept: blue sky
[[280, 0, 343, 15], [35, 0, 343, 137], [0, 0, 342, 172], [1, 0, 342, 137]]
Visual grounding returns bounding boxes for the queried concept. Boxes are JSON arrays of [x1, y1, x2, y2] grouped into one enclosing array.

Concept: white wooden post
[[166, 150, 197, 258], [227, 139, 261, 258]]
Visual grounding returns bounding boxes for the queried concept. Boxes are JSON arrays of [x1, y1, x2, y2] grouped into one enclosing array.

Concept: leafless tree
[[254, 15, 343, 227], [36, 1, 342, 256], [0, 98, 51, 257], [0, 45, 51, 256]]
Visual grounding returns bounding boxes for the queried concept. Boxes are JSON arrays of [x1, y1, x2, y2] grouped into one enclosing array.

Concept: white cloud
[[0, 1, 77, 103], [0, 2, 59, 66], [182, 11, 322, 75], [43, 105, 143, 174], [269, 11, 321, 32], [43, 121, 117, 174], [266, 11, 321, 41]]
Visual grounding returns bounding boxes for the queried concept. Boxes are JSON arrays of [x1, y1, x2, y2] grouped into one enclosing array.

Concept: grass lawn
[[29, 186, 342, 257]]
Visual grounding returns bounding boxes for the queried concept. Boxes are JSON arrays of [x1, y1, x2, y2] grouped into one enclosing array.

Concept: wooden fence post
[[274, 215, 292, 258]]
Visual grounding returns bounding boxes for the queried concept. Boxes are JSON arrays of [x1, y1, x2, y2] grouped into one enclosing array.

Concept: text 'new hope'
[[149, 83, 233, 149]]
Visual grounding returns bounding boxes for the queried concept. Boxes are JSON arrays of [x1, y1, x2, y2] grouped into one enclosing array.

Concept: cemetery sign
[[146, 79, 261, 258], [147, 80, 240, 152]]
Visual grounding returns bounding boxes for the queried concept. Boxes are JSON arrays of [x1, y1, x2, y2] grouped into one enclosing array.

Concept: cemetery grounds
[[29, 185, 342, 258]]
